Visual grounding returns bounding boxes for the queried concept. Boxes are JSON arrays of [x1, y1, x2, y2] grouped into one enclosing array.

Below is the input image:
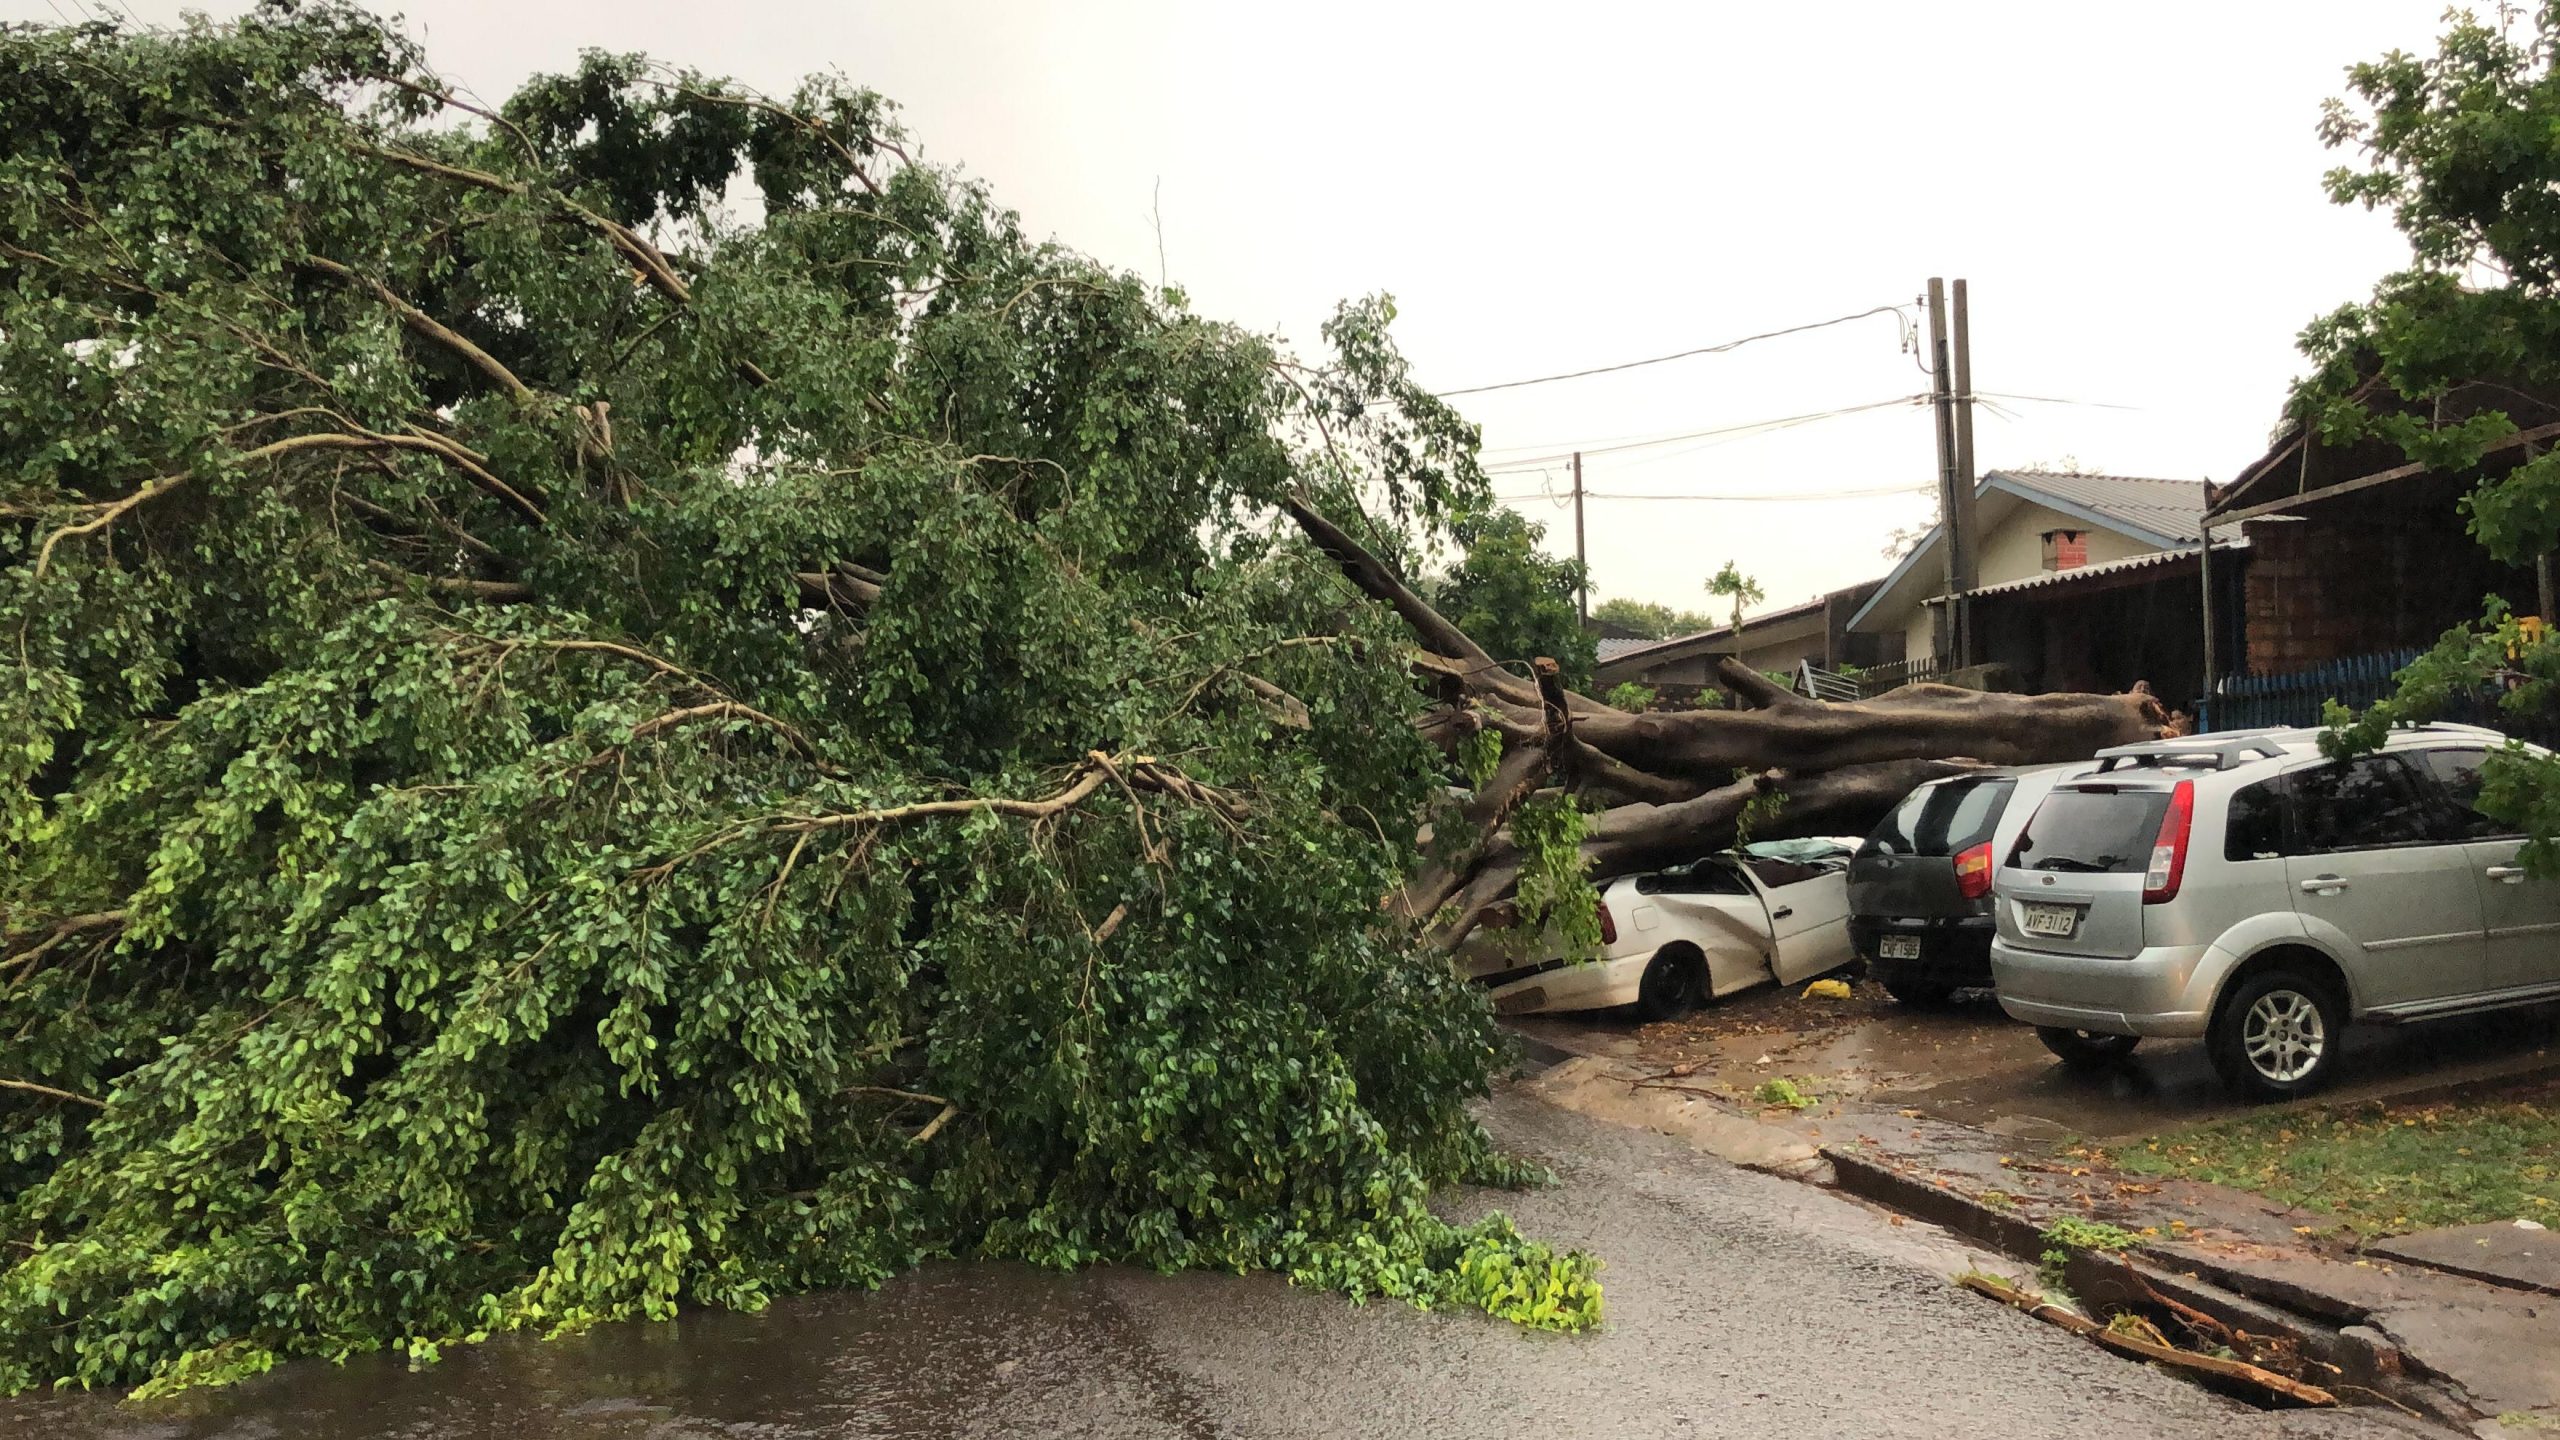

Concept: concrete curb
[[1821, 1144, 2471, 1425], [1504, 1026, 1584, 1074]]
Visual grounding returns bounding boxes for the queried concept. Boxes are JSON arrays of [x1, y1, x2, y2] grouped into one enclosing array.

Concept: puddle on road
[[0, 1264, 1223, 1440]]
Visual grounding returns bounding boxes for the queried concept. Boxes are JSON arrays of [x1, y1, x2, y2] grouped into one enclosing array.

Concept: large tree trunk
[[1288, 490, 2170, 946]]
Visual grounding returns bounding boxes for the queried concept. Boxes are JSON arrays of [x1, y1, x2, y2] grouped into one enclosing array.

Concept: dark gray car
[[1848, 764, 2083, 1004]]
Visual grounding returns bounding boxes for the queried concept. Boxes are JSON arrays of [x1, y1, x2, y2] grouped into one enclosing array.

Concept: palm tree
[[1707, 560, 1766, 631]]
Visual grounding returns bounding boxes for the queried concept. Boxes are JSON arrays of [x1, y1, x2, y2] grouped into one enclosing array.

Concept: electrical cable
[[1479, 395, 1923, 472], [1423, 305, 1913, 399]]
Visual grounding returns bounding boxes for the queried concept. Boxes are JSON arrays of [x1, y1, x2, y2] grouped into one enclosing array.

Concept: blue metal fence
[[2203, 650, 2424, 732], [2204, 647, 2560, 746]]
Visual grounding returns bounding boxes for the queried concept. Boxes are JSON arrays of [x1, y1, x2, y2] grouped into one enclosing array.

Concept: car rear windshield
[[2007, 787, 2170, 874], [1864, 776, 2016, 857]]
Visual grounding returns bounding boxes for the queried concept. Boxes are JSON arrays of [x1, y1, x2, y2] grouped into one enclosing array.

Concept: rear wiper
[[2031, 857, 2111, 873]]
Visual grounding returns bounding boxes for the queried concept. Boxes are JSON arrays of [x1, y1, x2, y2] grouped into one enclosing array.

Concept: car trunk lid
[[1849, 774, 2016, 921], [1997, 782, 2174, 959]]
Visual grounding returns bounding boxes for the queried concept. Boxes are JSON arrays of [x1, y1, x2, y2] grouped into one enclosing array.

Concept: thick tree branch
[[366, 562, 533, 601], [34, 432, 409, 576], [1394, 740, 1551, 925], [1281, 493, 1512, 680], [303, 254, 537, 405], [2, 908, 126, 980], [625, 699, 845, 776], [1280, 494, 1621, 717], [796, 566, 883, 611], [1715, 656, 1815, 712], [1563, 685, 2164, 780], [356, 144, 699, 311]]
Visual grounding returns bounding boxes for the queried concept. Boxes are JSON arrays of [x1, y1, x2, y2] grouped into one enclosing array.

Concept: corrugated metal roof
[[1594, 637, 1659, 661], [1919, 541, 2234, 604], [1996, 470, 2210, 544]]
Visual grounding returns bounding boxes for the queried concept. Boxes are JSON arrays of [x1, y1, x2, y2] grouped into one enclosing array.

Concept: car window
[[2222, 776, 2289, 862], [1744, 856, 1831, 890], [2288, 756, 2439, 854], [1636, 858, 1752, 895], [2409, 746, 2520, 841], [2009, 787, 2172, 874], [1863, 776, 2016, 857]]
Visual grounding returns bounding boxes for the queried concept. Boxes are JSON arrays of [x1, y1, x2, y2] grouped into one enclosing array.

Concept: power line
[[1425, 305, 1914, 400], [1479, 395, 1924, 472], [1975, 390, 2141, 412], [1492, 482, 1933, 504]]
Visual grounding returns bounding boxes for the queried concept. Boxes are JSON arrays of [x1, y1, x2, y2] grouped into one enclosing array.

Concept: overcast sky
[[14, 0, 2458, 618]]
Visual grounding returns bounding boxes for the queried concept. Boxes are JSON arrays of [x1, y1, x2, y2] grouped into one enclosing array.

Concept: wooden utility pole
[[1572, 450, 1588, 622], [1926, 279, 1963, 667], [1950, 279, 1981, 668]]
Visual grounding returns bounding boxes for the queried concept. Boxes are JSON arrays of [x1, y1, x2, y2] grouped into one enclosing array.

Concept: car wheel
[[1634, 947, 1705, 1022], [1883, 972, 1956, 1007], [2208, 968, 2342, 1101], [2036, 1026, 2141, 1069]]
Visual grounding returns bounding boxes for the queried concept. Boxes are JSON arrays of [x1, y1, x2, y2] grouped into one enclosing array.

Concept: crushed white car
[[1461, 839, 1860, 1019]]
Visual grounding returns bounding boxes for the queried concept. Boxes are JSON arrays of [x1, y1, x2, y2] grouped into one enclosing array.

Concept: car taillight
[[2144, 780, 2195, 904], [1597, 903, 1617, 946], [1953, 841, 1994, 900]]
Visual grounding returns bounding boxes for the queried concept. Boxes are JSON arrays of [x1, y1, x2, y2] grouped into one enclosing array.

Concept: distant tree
[[1706, 560, 1767, 631], [1589, 597, 1719, 639], [1429, 509, 1596, 690]]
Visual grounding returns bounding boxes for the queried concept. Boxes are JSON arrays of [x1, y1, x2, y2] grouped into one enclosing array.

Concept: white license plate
[[1879, 935, 1922, 960], [2022, 903, 2080, 938]]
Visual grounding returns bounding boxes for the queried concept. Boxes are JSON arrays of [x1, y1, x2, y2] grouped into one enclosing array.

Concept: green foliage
[[2305, 6, 2560, 879], [2300, 5, 2560, 564], [1732, 772, 1788, 852], [0, 5, 1596, 1394], [2040, 1217, 2141, 1254], [1705, 560, 1766, 631], [2322, 607, 2560, 875], [1750, 1078, 1814, 1110], [2033, 1215, 2139, 1295], [1588, 597, 1716, 640], [1506, 794, 1600, 960], [1431, 509, 1596, 691], [1602, 681, 1657, 712]]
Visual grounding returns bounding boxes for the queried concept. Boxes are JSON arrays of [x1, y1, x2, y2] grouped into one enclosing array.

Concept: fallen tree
[[0, 3, 2157, 1397], [1282, 493, 2167, 942]]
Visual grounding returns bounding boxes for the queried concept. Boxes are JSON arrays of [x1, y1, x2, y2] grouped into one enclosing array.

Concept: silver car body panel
[[1993, 725, 2553, 1040]]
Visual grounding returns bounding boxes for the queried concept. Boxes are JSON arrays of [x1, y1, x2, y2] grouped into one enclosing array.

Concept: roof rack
[[2092, 734, 2290, 773]]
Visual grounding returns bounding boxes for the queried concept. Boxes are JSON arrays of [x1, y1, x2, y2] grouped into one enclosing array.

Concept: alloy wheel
[[2242, 988, 2326, 1083]]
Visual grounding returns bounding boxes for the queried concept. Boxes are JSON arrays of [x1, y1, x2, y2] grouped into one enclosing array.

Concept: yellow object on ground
[[1801, 978, 1852, 1000]]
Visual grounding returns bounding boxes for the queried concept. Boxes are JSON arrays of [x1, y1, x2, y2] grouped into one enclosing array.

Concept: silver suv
[[1990, 724, 2560, 1099]]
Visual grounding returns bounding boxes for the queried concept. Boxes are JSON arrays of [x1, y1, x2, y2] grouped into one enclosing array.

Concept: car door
[[1746, 854, 1853, 983], [2282, 754, 2489, 1008], [2408, 744, 2560, 994], [1631, 857, 1774, 994]]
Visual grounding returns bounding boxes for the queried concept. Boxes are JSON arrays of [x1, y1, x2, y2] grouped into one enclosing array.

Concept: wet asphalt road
[[4, 1090, 2438, 1440]]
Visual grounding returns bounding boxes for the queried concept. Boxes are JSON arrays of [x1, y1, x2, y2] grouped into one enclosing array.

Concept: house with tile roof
[[1845, 469, 2221, 702]]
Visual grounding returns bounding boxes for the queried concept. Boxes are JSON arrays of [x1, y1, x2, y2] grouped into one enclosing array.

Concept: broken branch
[[1957, 1272, 2333, 1407]]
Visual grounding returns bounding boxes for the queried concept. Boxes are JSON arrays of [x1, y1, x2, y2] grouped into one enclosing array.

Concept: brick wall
[[2241, 512, 2531, 675]]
